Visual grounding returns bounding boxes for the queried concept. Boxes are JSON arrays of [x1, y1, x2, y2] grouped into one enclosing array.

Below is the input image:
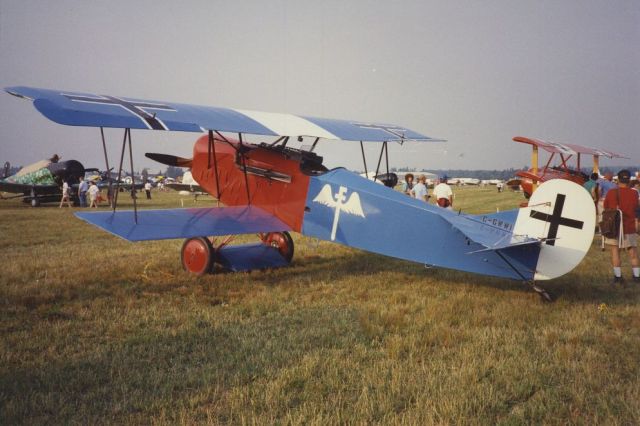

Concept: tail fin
[[512, 179, 596, 280]]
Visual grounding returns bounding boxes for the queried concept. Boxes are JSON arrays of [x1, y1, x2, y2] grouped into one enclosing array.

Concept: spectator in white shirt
[[433, 177, 453, 209], [412, 175, 429, 202], [88, 182, 100, 208], [144, 182, 152, 199], [59, 180, 71, 208]]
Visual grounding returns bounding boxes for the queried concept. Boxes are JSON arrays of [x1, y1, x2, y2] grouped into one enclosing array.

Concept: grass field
[[1, 186, 639, 424]]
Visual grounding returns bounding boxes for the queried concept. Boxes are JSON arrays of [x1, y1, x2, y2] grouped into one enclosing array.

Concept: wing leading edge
[[6, 86, 444, 143], [75, 205, 290, 242]]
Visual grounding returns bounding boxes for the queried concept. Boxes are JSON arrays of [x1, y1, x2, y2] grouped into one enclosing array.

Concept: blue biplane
[[5, 86, 596, 301]]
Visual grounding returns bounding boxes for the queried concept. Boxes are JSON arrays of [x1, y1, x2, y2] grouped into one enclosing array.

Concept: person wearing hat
[[401, 173, 415, 196], [88, 181, 101, 208], [412, 174, 429, 202], [603, 169, 639, 284]]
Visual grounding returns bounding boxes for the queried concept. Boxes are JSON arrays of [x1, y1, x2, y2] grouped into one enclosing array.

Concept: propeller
[[145, 153, 193, 168]]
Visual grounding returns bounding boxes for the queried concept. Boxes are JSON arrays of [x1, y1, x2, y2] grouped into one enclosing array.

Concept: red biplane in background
[[511, 136, 626, 199]]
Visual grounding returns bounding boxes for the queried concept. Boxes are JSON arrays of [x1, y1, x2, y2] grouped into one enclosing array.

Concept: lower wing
[[0, 181, 59, 195], [75, 205, 290, 241]]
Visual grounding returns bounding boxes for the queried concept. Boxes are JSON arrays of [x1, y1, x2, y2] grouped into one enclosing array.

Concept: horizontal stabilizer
[[441, 212, 540, 253], [75, 206, 290, 242]]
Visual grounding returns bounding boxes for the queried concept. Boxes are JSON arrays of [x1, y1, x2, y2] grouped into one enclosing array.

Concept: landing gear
[[180, 232, 294, 275], [261, 231, 294, 263], [527, 281, 555, 303], [30, 188, 40, 207], [181, 237, 214, 275]]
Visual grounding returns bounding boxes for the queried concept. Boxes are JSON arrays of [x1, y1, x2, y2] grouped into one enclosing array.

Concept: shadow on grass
[[544, 278, 640, 306], [5, 238, 636, 312], [264, 250, 640, 305]]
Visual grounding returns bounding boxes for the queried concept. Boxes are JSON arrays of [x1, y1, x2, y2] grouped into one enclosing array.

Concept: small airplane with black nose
[[5, 86, 597, 301], [0, 155, 94, 206]]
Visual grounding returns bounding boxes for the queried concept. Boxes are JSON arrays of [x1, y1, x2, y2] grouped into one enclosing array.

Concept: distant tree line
[[388, 167, 526, 181], [164, 166, 185, 178], [582, 166, 639, 175], [386, 165, 639, 180]]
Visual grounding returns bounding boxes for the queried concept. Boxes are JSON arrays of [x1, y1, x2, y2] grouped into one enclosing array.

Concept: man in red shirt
[[604, 170, 639, 284]]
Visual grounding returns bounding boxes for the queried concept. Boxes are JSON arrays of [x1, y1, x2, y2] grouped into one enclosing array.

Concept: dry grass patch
[[1, 188, 639, 424]]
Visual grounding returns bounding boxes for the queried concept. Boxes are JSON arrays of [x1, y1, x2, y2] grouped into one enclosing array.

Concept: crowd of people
[[400, 173, 454, 209], [59, 176, 154, 208]]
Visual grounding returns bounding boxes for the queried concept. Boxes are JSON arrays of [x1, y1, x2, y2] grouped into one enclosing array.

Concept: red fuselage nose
[[190, 135, 312, 232]]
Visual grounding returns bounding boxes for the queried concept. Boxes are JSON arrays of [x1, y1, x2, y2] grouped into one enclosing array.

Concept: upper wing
[[74, 205, 289, 242], [514, 136, 627, 159], [6, 86, 444, 143]]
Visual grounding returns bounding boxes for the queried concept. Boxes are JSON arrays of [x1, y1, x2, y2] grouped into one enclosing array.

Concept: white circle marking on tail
[[511, 179, 596, 280]]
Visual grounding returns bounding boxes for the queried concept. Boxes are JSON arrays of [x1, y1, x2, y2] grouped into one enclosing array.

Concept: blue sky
[[1, 0, 638, 172]]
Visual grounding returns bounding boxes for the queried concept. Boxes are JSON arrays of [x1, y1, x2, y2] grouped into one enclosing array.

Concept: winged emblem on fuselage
[[313, 184, 365, 241]]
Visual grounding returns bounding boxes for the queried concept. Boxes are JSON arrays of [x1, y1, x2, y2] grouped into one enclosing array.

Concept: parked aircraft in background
[[0, 155, 93, 206], [510, 136, 626, 199], [481, 179, 504, 186], [448, 177, 480, 186], [164, 170, 210, 200]]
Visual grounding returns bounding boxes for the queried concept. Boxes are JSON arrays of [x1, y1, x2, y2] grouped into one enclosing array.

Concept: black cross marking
[[63, 94, 176, 130], [352, 123, 408, 140], [529, 193, 584, 246]]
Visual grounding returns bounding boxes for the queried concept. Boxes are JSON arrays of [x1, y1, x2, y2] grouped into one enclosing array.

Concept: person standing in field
[[604, 170, 639, 284], [77, 176, 88, 207], [412, 175, 429, 202], [401, 173, 414, 196], [59, 180, 71, 208], [583, 172, 599, 201], [433, 176, 453, 209], [144, 181, 152, 199], [88, 181, 100, 208], [106, 184, 114, 208], [597, 172, 617, 224]]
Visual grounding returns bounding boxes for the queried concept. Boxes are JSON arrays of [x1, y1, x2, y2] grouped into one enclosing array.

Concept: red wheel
[[181, 237, 214, 275], [262, 231, 294, 263]]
